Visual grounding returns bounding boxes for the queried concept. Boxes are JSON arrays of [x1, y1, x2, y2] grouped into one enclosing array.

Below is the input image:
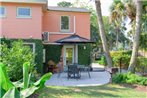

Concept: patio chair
[[57, 61, 63, 78], [67, 65, 81, 79], [84, 66, 91, 78]]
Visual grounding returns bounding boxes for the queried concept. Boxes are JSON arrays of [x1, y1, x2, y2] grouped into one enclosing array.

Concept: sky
[[48, 0, 113, 16]]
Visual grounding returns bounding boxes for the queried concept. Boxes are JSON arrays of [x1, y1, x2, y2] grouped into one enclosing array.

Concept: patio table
[[78, 65, 91, 78], [67, 64, 91, 79]]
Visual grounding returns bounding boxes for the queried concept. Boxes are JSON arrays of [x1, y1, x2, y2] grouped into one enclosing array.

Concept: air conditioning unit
[[42, 32, 49, 42]]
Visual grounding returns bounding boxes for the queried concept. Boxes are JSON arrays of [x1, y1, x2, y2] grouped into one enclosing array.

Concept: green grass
[[36, 84, 147, 98]]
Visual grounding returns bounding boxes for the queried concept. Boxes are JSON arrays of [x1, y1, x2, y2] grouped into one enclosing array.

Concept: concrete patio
[[45, 70, 111, 87]]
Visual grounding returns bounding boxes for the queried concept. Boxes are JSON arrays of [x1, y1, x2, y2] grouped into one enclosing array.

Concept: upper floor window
[[17, 7, 31, 18], [61, 16, 70, 32], [0, 6, 6, 18]]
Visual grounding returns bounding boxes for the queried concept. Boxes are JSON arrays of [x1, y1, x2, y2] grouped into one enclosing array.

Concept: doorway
[[64, 45, 74, 70]]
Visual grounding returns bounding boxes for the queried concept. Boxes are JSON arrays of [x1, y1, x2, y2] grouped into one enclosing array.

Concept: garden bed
[[120, 84, 147, 92]]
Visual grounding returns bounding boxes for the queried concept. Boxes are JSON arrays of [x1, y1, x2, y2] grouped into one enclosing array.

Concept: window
[[23, 43, 35, 54], [61, 16, 70, 31], [0, 6, 6, 17], [43, 49, 46, 63], [17, 7, 31, 18]]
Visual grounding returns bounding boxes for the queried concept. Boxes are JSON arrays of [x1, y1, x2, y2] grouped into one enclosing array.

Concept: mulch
[[120, 84, 147, 92]]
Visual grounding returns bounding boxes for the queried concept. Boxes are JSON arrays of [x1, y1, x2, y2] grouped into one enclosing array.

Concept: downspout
[[73, 16, 78, 64], [74, 16, 76, 34]]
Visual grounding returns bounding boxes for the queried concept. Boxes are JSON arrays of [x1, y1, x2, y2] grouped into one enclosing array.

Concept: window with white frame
[[61, 16, 70, 31], [0, 6, 6, 17], [17, 7, 31, 18], [43, 49, 46, 63], [23, 43, 35, 54]]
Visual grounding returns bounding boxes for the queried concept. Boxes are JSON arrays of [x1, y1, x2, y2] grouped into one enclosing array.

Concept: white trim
[[0, 6, 6, 18], [48, 32, 75, 35], [43, 42, 61, 45], [43, 49, 46, 63], [16, 7, 32, 18], [75, 45, 78, 63], [23, 43, 35, 54], [63, 45, 74, 67], [60, 15, 70, 32]]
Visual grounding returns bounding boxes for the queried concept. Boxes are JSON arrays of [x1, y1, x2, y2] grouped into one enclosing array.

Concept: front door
[[64, 45, 74, 70]]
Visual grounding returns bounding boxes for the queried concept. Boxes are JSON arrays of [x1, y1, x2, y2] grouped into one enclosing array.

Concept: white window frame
[[17, 7, 32, 18], [60, 15, 70, 32], [0, 6, 6, 18], [23, 43, 35, 54], [43, 49, 46, 63]]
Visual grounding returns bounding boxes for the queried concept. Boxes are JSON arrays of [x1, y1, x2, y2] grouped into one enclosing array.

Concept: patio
[[45, 71, 111, 87]]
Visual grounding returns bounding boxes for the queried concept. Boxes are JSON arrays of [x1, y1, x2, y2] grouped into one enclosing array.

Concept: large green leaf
[[20, 73, 52, 97], [0, 87, 6, 98], [0, 63, 14, 91], [23, 62, 30, 89], [34, 73, 52, 88], [13, 81, 23, 89], [20, 86, 38, 98], [2, 87, 21, 98]]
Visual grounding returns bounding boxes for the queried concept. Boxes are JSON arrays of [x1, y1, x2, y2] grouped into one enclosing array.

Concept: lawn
[[36, 84, 147, 98]]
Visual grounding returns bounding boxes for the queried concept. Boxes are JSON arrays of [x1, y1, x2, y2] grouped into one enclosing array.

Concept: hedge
[[110, 51, 132, 69], [78, 44, 92, 65], [98, 51, 132, 69], [44, 45, 62, 64], [44, 44, 91, 70]]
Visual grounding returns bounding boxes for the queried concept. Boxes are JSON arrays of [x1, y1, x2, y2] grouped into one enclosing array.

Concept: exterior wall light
[[84, 46, 86, 50]]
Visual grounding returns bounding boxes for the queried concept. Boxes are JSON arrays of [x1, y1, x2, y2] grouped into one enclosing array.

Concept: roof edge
[[0, 0, 47, 4], [48, 6, 91, 13]]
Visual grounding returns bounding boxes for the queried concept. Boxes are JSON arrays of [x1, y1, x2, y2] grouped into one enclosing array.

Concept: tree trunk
[[95, 0, 113, 68], [128, 0, 142, 72], [116, 31, 119, 50]]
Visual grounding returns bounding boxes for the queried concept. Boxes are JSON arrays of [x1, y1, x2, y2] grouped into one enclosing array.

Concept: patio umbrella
[[55, 34, 95, 64]]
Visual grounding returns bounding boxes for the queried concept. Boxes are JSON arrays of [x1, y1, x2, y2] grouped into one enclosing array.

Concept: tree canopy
[[57, 1, 73, 7]]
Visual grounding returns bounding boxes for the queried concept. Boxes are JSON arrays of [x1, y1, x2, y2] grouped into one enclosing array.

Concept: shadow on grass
[[36, 84, 136, 98]]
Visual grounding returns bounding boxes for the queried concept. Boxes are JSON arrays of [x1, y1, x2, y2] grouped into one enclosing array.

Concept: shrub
[[112, 72, 147, 86], [0, 40, 35, 81], [136, 57, 147, 73], [110, 51, 131, 68], [98, 51, 131, 68], [98, 56, 106, 66]]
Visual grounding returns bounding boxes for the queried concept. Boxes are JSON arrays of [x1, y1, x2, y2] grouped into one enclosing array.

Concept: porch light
[[84, 46, 86, 50]]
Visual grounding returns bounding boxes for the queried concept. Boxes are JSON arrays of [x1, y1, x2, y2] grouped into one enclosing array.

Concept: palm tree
[[109, 0, 127, 50], [124, 0, 136, 23], [95, 0, 113, 68], [128, 0, 142, 72]]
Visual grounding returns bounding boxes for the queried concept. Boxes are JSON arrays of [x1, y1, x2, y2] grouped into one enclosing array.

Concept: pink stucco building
[[0, 0, 91, 73]]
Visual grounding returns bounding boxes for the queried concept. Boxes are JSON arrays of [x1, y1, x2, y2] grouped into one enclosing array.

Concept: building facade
[[0, 0, 91, 73]]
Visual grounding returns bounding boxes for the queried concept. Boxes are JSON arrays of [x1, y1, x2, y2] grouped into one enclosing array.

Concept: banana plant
[[0, 62, 52, 98]]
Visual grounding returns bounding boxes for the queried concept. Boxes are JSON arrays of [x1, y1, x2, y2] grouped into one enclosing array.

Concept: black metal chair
[[67, 65, 81, 79]]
